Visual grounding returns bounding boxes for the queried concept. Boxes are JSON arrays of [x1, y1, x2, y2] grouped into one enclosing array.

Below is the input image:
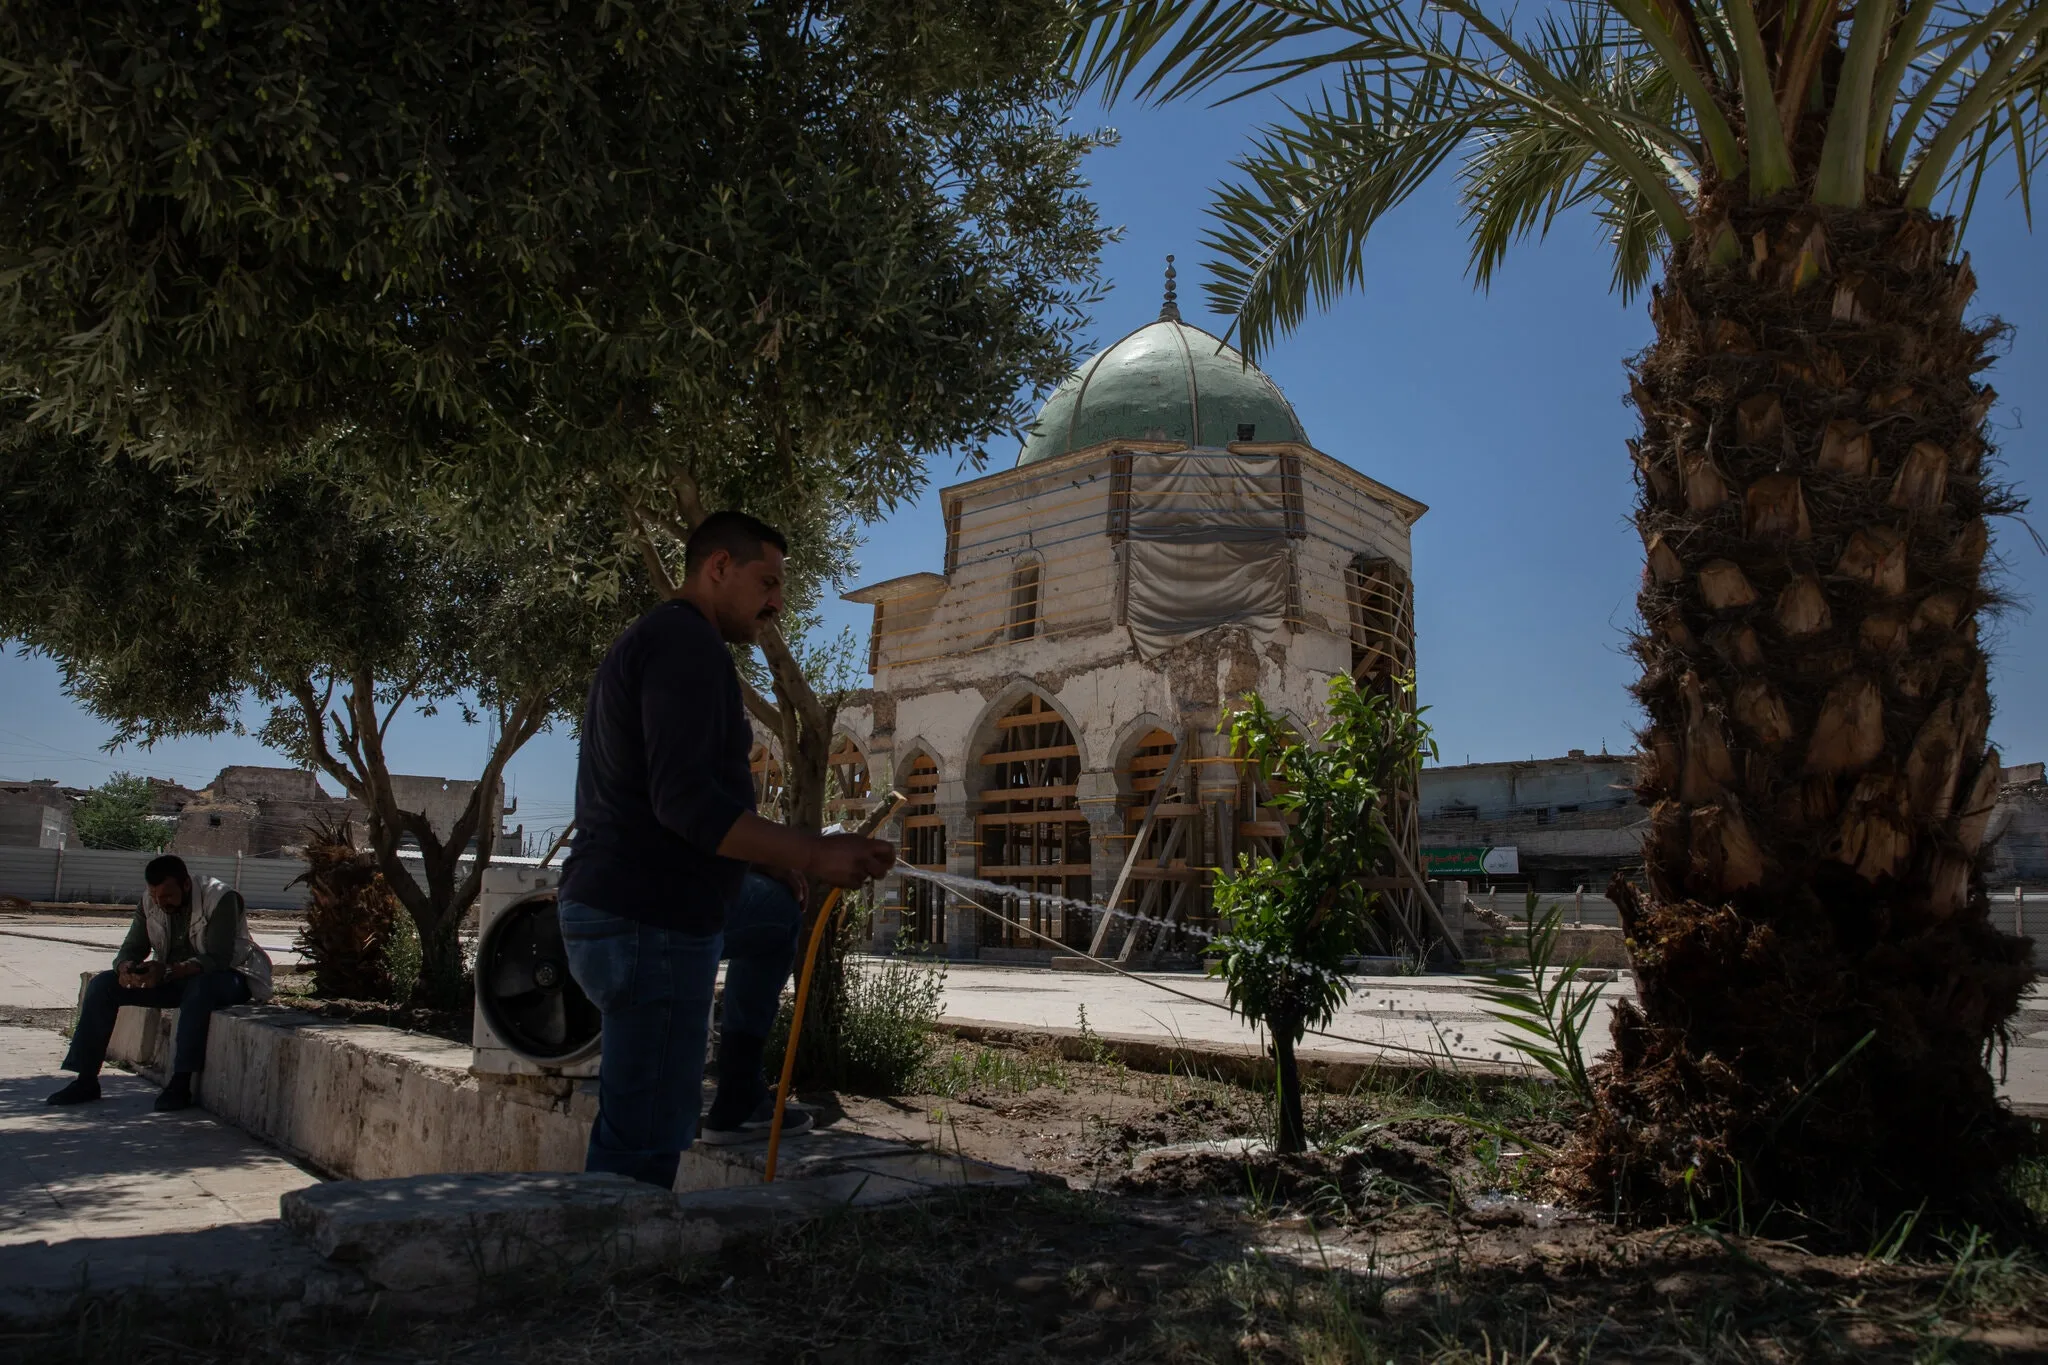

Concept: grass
[[917, 1040, 1070, 1097]]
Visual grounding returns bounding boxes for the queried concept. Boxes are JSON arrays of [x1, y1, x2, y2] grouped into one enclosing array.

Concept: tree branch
[[742, 674, 789, 733], [628, 507, 679, 596]]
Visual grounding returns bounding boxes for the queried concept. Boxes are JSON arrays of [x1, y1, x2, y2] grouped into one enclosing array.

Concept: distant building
[[1417, 752, 2048, 893], [169, 765, 516, 858], [821, 265, 1428, 961], [1986, 764, 2048, 887], [1419, 751, 1643, 891], [0, 779, 79, 848]]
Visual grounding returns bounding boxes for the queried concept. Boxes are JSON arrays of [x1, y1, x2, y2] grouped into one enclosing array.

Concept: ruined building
[[1418, 751, 1647, 891], [820, 267, 1428, 961]]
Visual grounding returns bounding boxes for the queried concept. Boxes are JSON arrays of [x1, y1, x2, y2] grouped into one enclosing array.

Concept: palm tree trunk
[[1580, 201, 2035, 1220]]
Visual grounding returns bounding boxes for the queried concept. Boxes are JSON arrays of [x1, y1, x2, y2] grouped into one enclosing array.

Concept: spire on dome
[[1159, 255, 1181, 322]]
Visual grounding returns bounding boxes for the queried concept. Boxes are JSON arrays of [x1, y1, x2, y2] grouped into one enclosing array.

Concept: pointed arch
[[895, 746, 946, 945], [974, 691, 1092, 950], [825, 732, 873, 827], [967, 678, 1090, 771]]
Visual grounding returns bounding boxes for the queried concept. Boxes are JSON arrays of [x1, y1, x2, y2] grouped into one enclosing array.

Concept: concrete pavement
[[926, 961, 2048, 1111], [0, 913, 306, 1010], [0, 1025, 320, 1250]]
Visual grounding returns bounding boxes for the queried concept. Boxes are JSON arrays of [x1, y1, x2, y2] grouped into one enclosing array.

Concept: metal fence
[[0, 847, 311, 911]]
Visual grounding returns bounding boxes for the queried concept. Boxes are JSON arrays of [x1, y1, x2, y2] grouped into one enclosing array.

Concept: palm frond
[[1201, 57, 1494, 356], [1907, 6, 2048, 204]]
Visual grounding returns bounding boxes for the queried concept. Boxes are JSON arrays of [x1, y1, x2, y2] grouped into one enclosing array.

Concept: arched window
[[824, 734, 872, 827], [1007, 557, 1042, 642], [898, 754, 946, 945], [976, 694, 1089, 949], [749, 744, 785, 820]]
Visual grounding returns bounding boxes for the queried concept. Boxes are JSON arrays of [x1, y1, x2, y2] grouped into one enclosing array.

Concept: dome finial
[[1159, 254, 1181, 322]]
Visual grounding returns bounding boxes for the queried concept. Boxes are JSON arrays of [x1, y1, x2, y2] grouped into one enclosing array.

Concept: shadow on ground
[[10, 1181, 2048, 1363]]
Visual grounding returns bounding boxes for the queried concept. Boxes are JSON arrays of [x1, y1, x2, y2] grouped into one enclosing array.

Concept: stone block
[[673, 1126, 912, 1191], [282, 1172, 696, 1293]]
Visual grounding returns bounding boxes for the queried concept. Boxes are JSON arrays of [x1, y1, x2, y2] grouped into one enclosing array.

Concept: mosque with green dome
[[826, 263, 1428, 961]]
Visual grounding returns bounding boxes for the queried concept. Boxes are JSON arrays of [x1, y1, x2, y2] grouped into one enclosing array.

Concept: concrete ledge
[[283, 1172, 699, 1293], [0, 1221, 373, 1324], [104, 1000, 589, 1180], [96, 995, 1031, 1197]]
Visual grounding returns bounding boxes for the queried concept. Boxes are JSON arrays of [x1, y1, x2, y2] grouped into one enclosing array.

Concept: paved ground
[[0, 913, 306, 1010], [0, 916, 321, 1267], [0, 1025, 319, 1250]]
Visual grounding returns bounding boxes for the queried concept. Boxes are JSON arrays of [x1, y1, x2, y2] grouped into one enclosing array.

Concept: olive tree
[[0, 425, 640, 1002], [0, 0, 1112, 871]]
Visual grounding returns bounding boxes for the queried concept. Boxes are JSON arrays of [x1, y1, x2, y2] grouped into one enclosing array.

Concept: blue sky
[[4, 91, 2044, 849]]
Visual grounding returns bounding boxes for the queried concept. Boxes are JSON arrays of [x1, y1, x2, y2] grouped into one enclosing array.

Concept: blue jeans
[[64, 969, 253, 1076], [560, 872, 802, 1187]]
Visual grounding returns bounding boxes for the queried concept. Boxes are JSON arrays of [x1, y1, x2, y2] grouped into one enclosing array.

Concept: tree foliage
[[71, 772, 171, 852], [0, 0, 1110, 515], [0, 1, 1115, 983], [1211, 673, 1435, 1151], [0, 419, 641, 1001]]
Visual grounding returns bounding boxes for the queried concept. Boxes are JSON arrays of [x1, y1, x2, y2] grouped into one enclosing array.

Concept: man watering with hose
[[559, 511, 896, 1188]]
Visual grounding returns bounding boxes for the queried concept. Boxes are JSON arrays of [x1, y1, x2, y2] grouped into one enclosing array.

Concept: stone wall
[[104, 997, 589, 1179]]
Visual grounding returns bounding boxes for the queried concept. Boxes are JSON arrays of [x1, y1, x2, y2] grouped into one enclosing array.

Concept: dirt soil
[[12, 1020, 2048, 1360], [269, 969, 472, 1044], [794, 1036, 2048, 1360]]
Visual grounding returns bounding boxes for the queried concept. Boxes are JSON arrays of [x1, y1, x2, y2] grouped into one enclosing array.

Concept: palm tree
[[1077, 0, 2042, 1219]]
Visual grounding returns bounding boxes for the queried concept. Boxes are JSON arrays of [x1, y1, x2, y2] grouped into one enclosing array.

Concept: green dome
[[1017, 316, 1308, 466]]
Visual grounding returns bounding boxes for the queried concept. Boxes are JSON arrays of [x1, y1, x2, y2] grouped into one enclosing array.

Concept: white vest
[[141, 876, 274, 1003]]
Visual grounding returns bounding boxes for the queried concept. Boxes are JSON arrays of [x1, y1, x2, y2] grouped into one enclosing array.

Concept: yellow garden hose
[[763, 790, 906, 1182]]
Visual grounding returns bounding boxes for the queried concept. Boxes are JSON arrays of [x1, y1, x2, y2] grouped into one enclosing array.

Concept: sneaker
[[45, 1076, 101, 1105], [700, 1095, 814, 1146], [153, 1076, 194, 1113]]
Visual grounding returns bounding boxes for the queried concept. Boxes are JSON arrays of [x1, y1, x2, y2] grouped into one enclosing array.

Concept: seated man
[[47, 854, 274, 1113]]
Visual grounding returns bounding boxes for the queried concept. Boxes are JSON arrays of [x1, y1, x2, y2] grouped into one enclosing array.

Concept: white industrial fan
[[471, 863, 601, 1076]]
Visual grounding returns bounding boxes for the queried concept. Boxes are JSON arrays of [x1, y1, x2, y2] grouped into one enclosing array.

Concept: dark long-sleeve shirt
[[558, 598, 756, 934], [115, 891, 243, 972]]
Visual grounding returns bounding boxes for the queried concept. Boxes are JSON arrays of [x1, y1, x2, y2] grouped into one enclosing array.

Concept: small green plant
[[1075, 1004, 1124, 1072], [831, 953, 945, 1093], [769, 934, 945, 1095], [917, 1043, 1066, 1098], [1210, 672, 1436, 1152], [292, 818, 407, 1002], [1475, 894, 1605, 1111], [384, 906, 422, 1005]]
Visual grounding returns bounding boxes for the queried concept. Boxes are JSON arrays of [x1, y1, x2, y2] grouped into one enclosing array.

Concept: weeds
[[917, 1042, 1067, 1098], [1074, 1004, 1125, 1083], [1475, 895, 1604, 1111], [767, 944, 945, 1094]]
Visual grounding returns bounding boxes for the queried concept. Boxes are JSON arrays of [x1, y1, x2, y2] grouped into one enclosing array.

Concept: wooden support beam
[[1118, 817, 1189, 964], [979, 744, 1078, 764], [1088, 732, 1189, 955], [1371, 810, 1464, 959]]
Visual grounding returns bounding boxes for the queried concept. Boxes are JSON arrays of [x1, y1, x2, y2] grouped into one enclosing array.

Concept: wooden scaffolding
[[976, 694, 1091, 948], [898, 755, 946, 944]]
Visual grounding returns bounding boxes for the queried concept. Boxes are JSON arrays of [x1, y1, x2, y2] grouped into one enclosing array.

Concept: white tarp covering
[[1123, 451, 1293, 660]]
